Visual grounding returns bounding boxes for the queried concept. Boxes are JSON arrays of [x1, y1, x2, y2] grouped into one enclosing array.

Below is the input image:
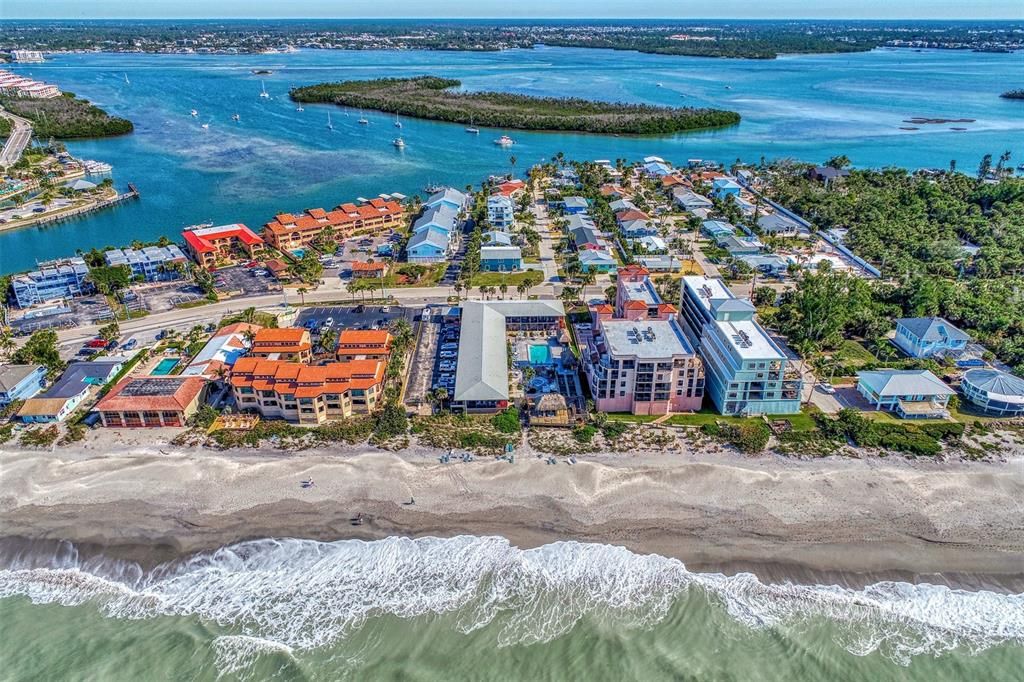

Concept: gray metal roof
[[480, 246, 522, 260], [896, 317, 971, 343], [407, 227, 449, 251], [857, 369, 955, 397], [42, 360, 122, 399], [483, 231, 513, 246], [962, 369, 1024, 399], [483, 300, 565, 318], [426, 187, 468, 208], [0, 364, 43, 392], [453, 302, 510, 403], [413, 203, 459, 233], [571, 225, 598, 247], [757, 213, 798, 232]]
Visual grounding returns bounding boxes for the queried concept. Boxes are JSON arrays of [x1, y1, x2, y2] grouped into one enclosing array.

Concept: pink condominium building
[[582, 266, 704, 415]]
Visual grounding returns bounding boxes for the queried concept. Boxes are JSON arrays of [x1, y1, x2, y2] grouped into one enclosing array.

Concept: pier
[[6, 184, 140, 230]]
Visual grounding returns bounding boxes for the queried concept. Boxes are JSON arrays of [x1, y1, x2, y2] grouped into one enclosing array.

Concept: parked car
[[324, 317, 335, 328], [77, 347, 100, 357], [817, 383, 836, 395], [353, 305, 365, 314], [86, 338, 108, 348], [121, 338, 138, 350], [440, 351, 457, 359]]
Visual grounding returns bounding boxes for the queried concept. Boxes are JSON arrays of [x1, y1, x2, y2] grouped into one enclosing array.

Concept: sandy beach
[[2, 437, 1023, 588]]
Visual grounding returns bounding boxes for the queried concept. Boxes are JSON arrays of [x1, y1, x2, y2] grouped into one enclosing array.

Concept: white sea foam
[[1, 536, 1021, 668]]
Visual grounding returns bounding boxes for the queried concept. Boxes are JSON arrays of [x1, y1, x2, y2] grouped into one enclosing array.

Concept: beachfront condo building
[[10, 257, 92, 308], [95, 376, 209, 427], [229, 357, 386, 425], [335, 330, 393, 362], [181, 223, 266, 269], [582, 266, 703, 415], [249, 328, 313, 363], [262, 197, 405, 252], [679, 276, 802, 415]]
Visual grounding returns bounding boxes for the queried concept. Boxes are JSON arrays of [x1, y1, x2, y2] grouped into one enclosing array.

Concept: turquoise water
[[1, 46, 1021, 273], [529, 343, 552, 364], [150, 358, 179, 375], [1, 536, 1021, 681]]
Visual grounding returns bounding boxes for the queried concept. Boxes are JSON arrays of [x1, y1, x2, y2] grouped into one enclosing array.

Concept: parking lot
[[214, 265, 282, 296], [294, 305, 417, 335], [123, 280, 209, 313], [10, 295, 114, 336]]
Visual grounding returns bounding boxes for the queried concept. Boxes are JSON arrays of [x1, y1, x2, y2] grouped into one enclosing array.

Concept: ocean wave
[[1, 536, 1022, 667]]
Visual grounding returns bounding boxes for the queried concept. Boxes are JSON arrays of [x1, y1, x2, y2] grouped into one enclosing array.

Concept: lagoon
[[1, 46, 1021, 274]]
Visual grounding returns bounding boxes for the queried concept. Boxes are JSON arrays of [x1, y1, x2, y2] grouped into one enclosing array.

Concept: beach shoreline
[[1, 442, 1022, 591]]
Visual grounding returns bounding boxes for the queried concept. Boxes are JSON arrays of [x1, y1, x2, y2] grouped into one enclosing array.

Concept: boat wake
[[1, 536, 1021, 669]]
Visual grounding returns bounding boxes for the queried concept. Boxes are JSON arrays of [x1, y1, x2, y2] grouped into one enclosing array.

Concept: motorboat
[[393, 137, 405, 148], [494, 135, 514, 146]]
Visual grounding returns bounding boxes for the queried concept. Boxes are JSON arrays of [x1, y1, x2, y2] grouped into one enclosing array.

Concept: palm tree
[[516, 281, 529, 299], [297, 287, 308, 305], [453, 281, 464, 300], [242, 328, 257, 348], [499, 282, 508, 299], [509, 154, 517, 176], [241, 307, 257, 324], [434, 386, 449, 411]]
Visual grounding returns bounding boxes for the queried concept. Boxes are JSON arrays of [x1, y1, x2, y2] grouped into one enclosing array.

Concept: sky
[[2, 1, 1021, 20]]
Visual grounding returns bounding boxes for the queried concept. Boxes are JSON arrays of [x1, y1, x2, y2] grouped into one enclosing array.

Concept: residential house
[[599, 184, 627, 200], [230, 357, 386, 424], [493, 179, 526, 198], [642, 159, 673, 178], [17, 359, 123, 423], [619, 218, 659, 239], [351, 261, 387, 279], [94, 376, 208, 427], [808, 166, 851, 184], [182, 224, 265, 269], [737, 254, 789, 277], [680, 276, 801, 415], [672, 187, 713, 212], [579, 250, 617, 273], [483, 230, 513, 246], [406, 227, 452, 263], [716, 234, 762, 256], [757, 213, 800, 236], [856, 369, 955, 419], [425, 187, 469, 211], [712, 178, 742, 201], [960, 369, 1024, 418], [609, 199, 638, 214], [10, 257, 92, 308], [570, 224, 601, 250], [480, 246, 523, 272], [633, 236, 668, 253], [250, 327, 313, 363], [104, 245, 189, 282], [0, 364, 46, 407], [562, 196, 589, 214], [701, 220, 736, 239], [893, 317, 971, 358], [486, 194, 516, 231], [180, 322, 262, 379], [335, 330, 393, 362]]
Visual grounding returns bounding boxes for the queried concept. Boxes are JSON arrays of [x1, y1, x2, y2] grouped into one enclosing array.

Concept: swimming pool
[[292, 248, 306, 259], [528, 344, 551, 365], [152, 358, 180, 375]]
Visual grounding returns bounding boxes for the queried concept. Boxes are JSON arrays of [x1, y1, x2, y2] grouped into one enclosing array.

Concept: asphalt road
[[0, 108, 32, 169]]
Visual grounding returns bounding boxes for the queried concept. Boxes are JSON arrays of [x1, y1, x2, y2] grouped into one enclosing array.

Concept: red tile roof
[[254, 328, 308, 344], [231, 358, 386, 398], [264, 200, 403, 236], [618, 264, 650, 277], [615, 209, 649, 222], [495, 179, 526, 197], [351, 261, 386, 272], [337, 329, 393, 350], [182, 224, 264, 253], [96, 376, 207, 413]]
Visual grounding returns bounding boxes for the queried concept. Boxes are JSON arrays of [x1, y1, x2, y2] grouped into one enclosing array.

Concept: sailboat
[[259, 81, 270, 98], [465, 116, 479, 134], [358, 109, 369, 125], [190, 109, 199, 117], [201, 119, 211, 130], [124, 73, 130, 85], [295, 104, 304, 112], [327, 111, 333, 130], [394, 113, 402, 128]]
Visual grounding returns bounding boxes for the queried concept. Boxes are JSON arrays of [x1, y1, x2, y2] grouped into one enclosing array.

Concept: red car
[[86, 338, 108, 348]]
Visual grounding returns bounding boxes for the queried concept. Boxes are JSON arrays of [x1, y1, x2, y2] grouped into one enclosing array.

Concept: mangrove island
[[1000, 90, 1024, 100], [290, 76, 740, 135], [0, 92, 133, 139]]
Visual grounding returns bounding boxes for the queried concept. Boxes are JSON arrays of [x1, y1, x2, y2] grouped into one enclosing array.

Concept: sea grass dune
[[289, 76, 741, 134]]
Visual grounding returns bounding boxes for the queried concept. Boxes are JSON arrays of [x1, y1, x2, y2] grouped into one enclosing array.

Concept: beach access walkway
[[0, 107, 33, 169]]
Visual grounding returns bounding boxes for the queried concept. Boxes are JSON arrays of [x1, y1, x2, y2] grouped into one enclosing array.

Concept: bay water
[[2, 45, 1022, 273]]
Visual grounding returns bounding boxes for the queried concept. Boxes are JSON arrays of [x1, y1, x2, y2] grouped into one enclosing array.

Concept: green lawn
[[840, 339, 877, 364], [469, 271, 538, 287]]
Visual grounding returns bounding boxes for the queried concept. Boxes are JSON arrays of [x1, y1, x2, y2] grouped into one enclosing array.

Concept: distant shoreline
[[2, 442, 1021, 589]]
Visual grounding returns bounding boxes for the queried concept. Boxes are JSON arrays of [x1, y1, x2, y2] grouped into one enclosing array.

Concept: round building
[[960, 369, 1024, 417]]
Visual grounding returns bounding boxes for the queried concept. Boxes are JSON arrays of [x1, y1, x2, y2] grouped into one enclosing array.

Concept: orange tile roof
[[275, 213, 296, 224], [96, 376, 207, 413], [625, 300, 649, 310], [231, 358, 386, 398], [618, 265, 650, 277], [592, 304, 614, 314], [615, 209, 649, 222], [657, 303, 679, 314], [264, 200, 403, 236], [254, 328, 308, 343], [337, 329, 393, 348], [307, 208, 327, 219]]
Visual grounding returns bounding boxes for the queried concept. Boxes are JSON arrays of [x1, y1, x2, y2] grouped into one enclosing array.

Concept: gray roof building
[[895, 317, 971, 344], [757, 213, 799, 234], [454, 302, 512, 403], [42, 359, 123, 399]]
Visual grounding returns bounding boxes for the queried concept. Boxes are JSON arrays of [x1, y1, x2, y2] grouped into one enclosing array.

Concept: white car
[[817, 383, 836, 395]]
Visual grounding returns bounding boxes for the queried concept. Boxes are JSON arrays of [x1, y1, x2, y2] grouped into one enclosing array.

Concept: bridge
[[0, 107, 33, 169]]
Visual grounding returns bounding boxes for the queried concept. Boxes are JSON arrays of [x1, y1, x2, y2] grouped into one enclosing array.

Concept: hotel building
[[262, 197, 404, 251], [680, 276, 802, 415], [335, 330, 393, 362], [249, 328, 314, 363], [10, 257, 92, 308]]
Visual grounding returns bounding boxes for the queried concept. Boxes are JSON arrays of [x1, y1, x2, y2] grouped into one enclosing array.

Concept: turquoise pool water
[[151, 358, 180, 375], [292, 249, 305, 259], [528, 344, 551, 365]]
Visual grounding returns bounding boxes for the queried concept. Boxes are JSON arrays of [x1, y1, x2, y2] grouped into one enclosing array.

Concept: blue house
[[17, 359, 122, 423], [406, 227, 451, 263], [0, 364, 47, 407], [10, 257, 93, 308], [412, 203, 459, 236], [701, 220, 737, 239], [480, 246, 523, 272], [562, 196, 589, 214], [425, 187, 468, 211], [712, 178, 742, 201], [579, 250, 617, 273], [893, 317, 971, 358]]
